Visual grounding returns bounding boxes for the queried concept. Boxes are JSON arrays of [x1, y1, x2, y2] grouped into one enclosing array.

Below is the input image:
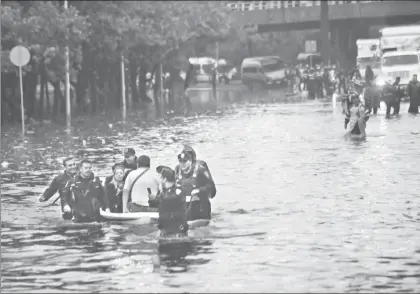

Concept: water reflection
[[157, 239, 214, 274], [2, 100, 420, 292]]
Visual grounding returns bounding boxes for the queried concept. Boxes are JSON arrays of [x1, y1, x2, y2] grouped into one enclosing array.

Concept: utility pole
[[64, 0, 71, 130], [121, 54, 126, 121]]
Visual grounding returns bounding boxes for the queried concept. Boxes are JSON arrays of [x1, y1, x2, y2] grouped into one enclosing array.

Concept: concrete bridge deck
[[226, 1, 420, 31]]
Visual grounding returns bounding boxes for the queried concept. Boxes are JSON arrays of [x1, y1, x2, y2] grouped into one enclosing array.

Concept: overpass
[[226, 1, 420, 68]]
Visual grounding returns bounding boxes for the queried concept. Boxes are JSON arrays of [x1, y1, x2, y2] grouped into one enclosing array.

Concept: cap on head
[[137, 155, 150, 168], [124, 148, 136, 157]]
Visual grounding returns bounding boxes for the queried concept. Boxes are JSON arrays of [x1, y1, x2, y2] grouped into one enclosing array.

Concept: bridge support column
[[331, 23, 356, 70], [320, 1, 331, 66], [331, 21, 371, 70]]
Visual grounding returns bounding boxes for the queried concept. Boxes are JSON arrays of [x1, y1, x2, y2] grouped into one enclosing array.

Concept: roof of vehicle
[[296, 52, 321, 60], [189, 57, 216, 65], [381, 25, 420, 37], [356, 39, 379, 45], [241, 56, 282, 67]]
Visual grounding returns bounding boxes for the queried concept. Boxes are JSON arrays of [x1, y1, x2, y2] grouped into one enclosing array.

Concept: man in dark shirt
[[63, 159, 110, 223], [38, 157, 77, 220], [157, 167, 188, 237]]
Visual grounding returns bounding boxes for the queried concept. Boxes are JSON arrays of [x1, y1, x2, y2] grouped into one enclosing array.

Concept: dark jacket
[[365, 67, 374, 84], [158, 185, 188, 235], [122, 158, 137, 171], [63, 173, 108, 220], [175, 145, 217, 198], [41, 171, 74, 211], [104, 180, 123, 213], [408, 80, 420, 100], [176, 163, 216, 199]]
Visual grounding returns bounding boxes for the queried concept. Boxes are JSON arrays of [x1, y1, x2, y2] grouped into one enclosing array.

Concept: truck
[[356, 39, 380, 78], [376, 25, 420, 88]]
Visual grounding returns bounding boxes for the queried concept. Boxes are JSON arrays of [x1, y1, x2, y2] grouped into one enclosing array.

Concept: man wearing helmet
[[174, 148, 216, 221]]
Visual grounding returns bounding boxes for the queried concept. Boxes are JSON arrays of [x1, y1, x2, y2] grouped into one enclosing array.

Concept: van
[[189, 57, 216, 83], [241, 56, 286, 89]]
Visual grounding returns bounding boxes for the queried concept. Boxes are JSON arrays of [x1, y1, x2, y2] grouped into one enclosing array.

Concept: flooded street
[[1, 98, 420, 293]]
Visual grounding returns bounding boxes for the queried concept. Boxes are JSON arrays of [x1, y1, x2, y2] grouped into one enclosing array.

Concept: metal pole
[[64, 0, 71, 130], [121, 54, 126, 121], [160, 63, 163, 103], [19, 66, 25, 136]]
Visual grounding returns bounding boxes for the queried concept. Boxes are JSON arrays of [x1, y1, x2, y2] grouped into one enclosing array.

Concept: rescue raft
[[99, 208, 158, 221]]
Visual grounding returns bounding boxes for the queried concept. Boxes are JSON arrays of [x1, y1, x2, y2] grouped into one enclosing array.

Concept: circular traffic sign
[[10, 45, 30, 67]]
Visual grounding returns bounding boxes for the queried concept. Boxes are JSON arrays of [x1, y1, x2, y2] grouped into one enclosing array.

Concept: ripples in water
[[1, 100, 420, 292]]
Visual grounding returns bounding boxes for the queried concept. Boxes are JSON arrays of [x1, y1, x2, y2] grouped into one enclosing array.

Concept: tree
[[3, 1, 294, 125]]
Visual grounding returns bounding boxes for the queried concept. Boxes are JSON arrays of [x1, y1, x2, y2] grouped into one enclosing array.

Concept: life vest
[[176, 163, 200, 202], [158, 186, 187, 233], [68, 176, 102, 218]]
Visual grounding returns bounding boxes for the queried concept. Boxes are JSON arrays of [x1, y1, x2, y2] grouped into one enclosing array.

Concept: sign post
[[10, 45, 30, 137]]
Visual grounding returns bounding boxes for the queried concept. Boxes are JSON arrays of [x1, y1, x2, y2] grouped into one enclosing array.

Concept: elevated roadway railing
[[226, 1, 384, 11]]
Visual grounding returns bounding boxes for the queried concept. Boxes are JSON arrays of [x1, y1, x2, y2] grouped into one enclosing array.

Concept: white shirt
[[123, 168, 160, 206]]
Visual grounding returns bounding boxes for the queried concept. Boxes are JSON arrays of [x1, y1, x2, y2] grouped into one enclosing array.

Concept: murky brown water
[[1, 98, 420, 293]]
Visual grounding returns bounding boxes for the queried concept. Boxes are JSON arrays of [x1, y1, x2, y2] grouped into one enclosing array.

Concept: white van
[[189, 57, 216, 83], [241, 56, 286, 89]]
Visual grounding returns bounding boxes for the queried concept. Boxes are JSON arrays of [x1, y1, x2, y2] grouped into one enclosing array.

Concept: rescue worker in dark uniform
[[175, 145, 216, 199], [38, 157, 77, 220], [157, 167, 188, 238], [175, 151, 216, 221], [63, 159, 110, 223]]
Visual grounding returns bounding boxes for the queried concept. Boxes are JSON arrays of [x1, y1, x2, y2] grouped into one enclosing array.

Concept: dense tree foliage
[[1, 1, 306, 126]]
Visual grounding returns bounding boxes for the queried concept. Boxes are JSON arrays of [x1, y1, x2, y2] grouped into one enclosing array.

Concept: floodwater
[[1, 98, 420, 293]]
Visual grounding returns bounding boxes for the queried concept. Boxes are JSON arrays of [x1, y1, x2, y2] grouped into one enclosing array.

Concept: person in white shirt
[[122, 155, 160, 213]]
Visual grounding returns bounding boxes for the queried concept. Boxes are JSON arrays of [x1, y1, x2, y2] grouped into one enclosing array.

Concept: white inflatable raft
[[99, 208, 158, 221]]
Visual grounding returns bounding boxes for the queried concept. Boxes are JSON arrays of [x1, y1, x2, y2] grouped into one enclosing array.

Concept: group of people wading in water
[[341, 67, 420, 138], [38, 146, 216, 238]]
